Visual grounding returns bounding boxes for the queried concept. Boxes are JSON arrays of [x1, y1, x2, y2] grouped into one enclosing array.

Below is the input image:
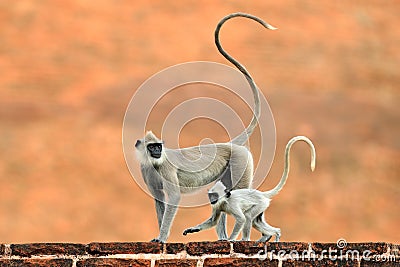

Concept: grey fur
[[183, 136, 316, 241], [135, 13, 276, 243]]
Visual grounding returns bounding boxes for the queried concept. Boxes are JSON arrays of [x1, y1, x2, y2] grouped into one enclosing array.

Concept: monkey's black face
[[147, 143, 163, 158], [208, 192, 219, 205]]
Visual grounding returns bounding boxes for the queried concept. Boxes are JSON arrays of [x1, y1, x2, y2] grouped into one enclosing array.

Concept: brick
[[88, 242, 162, 255], [311, 242, 388, 257], [233, 241, 267, 255], [204, 258, 278, 267], [282, 259, 357, 267], [165, 243, 185, 254], [76, 258, 150, 267], [10, 243, 87, 257], [0, 259, 73, 267], [268, 242, 309, 256], [155, 259, 197, 267], [186, 241, 231, 256]]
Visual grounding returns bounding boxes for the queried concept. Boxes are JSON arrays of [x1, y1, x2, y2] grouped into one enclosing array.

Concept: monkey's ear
[[220, 163, 233, 191], [135, 140, 142, 148]]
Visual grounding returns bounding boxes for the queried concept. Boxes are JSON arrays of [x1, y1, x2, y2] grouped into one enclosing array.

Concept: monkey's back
[[164, 143, 250, 192], [228, 189, 271, 212]]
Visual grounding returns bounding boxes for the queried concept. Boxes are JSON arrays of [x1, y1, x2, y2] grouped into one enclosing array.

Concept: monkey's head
[[208, 181, 231, 205], [135, 131, 165, 166]]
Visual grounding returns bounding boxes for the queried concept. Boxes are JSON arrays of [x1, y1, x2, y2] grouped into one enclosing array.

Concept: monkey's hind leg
[[253, 213, 281, 242], [241, 216, 252, 241], [216, 212, 228, 240], [242, 199, 268, 241]]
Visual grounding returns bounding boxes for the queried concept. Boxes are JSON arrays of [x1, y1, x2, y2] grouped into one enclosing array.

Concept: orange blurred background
[[0, 1, 398, 243]]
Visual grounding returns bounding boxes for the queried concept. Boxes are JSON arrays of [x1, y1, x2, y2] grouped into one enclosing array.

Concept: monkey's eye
[[147, 144, 155, 151]]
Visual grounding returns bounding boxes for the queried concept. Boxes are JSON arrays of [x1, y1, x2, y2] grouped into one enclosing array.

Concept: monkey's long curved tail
[[215, 13, 277, 146], [264, 136, 316, 198]]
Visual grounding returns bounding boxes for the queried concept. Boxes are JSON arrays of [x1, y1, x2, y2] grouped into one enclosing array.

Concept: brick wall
[[0, 242, 398, 266]]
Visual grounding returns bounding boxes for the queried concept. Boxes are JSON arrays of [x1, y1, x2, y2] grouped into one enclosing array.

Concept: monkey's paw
[[150, 238, 164, 243], [183, 228, 200, 236]]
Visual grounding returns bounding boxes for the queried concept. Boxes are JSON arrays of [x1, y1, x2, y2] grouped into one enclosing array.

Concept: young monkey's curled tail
[[264, 136, 316, 198]]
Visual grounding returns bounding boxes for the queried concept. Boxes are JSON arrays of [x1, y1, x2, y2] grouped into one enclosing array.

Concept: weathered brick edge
[[0, 242, 398, 267]]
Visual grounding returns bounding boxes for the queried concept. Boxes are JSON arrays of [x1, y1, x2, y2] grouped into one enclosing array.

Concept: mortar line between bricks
[[3, 244, 11, 258], [71, 257, 78, 267], [101, 252, 237, 260], [3, 252, 255, 260], [385, 243, 391, 254], [4, 251, 285, 264], [6, 254, 91, 261]]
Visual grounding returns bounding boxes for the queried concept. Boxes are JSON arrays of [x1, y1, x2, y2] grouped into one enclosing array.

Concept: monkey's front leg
[[154, 196, 165, 229], [152, 189, 181, 243], [183, 210, 221, 236], [228, 213, 246, 241], [147, 186, 166, 230], [142, 166, 165, 231], [182, 226, 201, 236]]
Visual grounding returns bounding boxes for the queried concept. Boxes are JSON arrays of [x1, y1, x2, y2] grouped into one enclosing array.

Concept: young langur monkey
[[134, 13, 277, 243], [183, 136, 316, 242]]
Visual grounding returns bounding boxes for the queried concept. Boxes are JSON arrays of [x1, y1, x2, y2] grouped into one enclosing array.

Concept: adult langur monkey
[[135, 13, 277, 243]]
